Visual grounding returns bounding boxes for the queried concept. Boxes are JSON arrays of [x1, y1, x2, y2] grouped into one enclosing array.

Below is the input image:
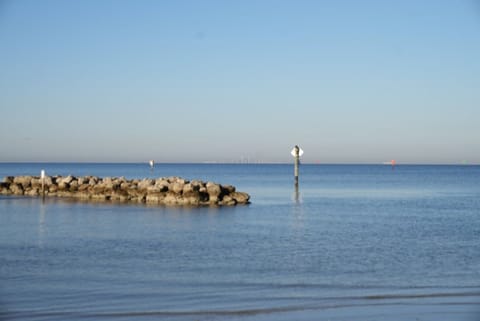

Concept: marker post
[[291, 145, 304, 186], [40, 170, 45, 200]]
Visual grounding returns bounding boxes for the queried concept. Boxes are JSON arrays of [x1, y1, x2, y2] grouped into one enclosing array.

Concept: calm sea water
[[1, 163, 479, 321]]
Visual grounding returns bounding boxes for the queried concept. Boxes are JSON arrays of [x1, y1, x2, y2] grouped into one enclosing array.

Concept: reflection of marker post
[[41, 170, 45, 200], [294, 146, 299, 185], [291, 145, 303, 186]]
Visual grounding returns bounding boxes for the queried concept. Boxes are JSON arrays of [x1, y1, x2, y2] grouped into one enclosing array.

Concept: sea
[[0, 163, 479, 321]]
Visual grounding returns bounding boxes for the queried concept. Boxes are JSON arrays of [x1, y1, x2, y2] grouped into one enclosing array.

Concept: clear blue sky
[[1, 0, 479, 164]]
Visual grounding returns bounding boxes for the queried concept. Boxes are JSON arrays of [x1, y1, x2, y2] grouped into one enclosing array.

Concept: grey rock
[[10, 183, 24, 195], [13, 176, 32, 188], [232, 192, 250, 204], [171, 182, 184, 194]]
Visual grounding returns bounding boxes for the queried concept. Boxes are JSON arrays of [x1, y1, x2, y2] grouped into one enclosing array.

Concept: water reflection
[[292, 183, 304, 224], [293, 183, 302, 205], [38, 201, 46, 248]]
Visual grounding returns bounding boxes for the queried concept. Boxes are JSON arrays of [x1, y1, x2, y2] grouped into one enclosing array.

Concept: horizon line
[[0, 161, 478, 166]]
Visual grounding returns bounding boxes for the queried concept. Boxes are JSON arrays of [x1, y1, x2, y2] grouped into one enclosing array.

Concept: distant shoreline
[[0, 161, 477, 166]]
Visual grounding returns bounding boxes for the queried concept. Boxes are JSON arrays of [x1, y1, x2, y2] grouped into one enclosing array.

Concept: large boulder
[[171, 182, 184, 194], [154, 179, 169, 192], [146, 192, 165, 203], [10, 183, 24, 195], [0, 182, 10, 194], [43, 176, 53, 187], [163, 192, 180, 205], [13, 176, 32, 189], [206, 182, 221, 203], [69, 180, 79, 192], [232, 192, 250, 204], [137, 179, 155, 191], [60, 175, 74, 185], [220, 195, 236, 206]]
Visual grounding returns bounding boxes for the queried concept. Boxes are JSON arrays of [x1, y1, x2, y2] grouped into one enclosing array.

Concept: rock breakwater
[[0, 175, 250, 206]]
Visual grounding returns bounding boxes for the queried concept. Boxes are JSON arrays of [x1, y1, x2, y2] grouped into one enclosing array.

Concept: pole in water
[[40, 169, 45, 200], [291, 145, 304, 186], [149, 160, 155, 171]]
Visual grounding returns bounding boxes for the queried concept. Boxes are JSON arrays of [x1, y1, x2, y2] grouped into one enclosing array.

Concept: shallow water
[[1, 163, 479, 320]]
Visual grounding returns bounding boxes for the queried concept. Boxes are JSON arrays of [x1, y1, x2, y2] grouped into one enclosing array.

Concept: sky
[[0, 0, 479, 164]]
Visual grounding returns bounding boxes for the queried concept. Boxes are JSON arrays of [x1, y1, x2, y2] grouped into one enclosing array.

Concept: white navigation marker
[[41, 169, 46, 198], [291, 147, 304, 157], [291, 145, 303, 186], [149, 160, 155, 170]]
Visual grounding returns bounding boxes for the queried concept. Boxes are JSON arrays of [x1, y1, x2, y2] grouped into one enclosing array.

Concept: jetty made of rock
[[0, 175, 250, 206]]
